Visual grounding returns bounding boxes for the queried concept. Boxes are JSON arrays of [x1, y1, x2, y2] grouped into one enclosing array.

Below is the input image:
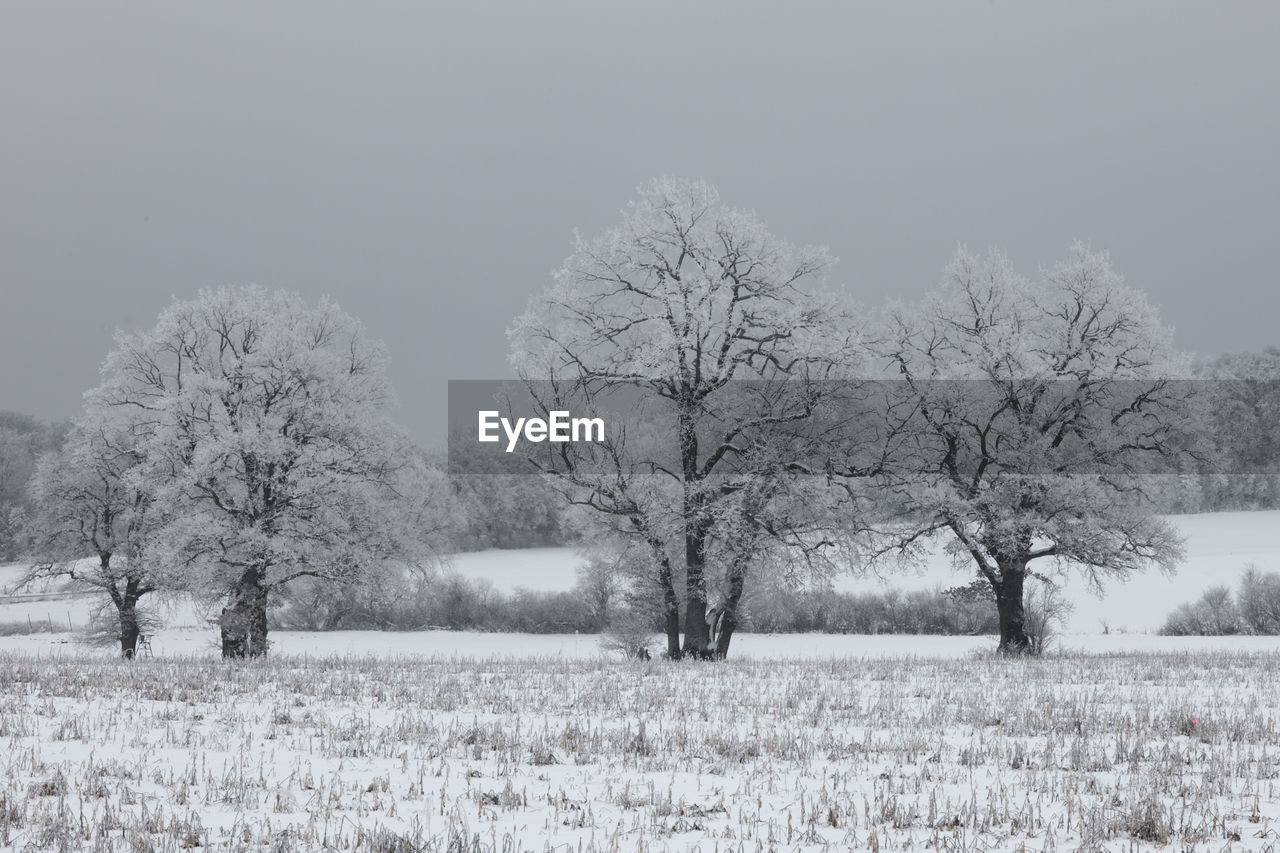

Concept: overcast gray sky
[[2, 2, 1277, 442]]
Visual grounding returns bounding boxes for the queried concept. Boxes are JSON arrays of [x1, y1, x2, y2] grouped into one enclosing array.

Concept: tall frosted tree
[[875, 244, 1192, 653], [23, 408, 159, 656], [91, 286, 426, 657], [509, 177, 861, 658]]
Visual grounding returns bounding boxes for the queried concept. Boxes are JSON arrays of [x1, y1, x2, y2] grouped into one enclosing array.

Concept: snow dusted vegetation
[[1, 512, 1279, 851], [3, 645, 1280, 852]]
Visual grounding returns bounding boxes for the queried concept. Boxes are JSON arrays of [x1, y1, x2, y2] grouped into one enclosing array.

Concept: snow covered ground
[[3, 647, 1279, 851], [4, 627, 1280, 662]]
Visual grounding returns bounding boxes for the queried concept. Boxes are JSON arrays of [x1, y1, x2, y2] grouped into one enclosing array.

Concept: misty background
[[3, 1, 1277, 443]]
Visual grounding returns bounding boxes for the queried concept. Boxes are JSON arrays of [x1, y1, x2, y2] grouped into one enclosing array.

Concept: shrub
[[1160, 583, 1244, 636], [1025, 579, 1074, 655], [600, 610, 656, 659], [740, 586, 999, 636]]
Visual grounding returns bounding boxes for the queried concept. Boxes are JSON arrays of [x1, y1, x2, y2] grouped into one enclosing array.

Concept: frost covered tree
[[510, 177, 861, 659], [875, 244, 1191, 654], [1238, 566, 1280, 634], [91, 286, 430, 657], [22, 409, 159, 656]]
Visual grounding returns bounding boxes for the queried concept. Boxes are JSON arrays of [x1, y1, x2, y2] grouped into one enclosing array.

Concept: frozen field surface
[[2, 648, 1280, 852]]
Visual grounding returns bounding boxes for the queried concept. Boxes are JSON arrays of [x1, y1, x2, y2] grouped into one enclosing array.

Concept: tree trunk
[[993, 562, 1031, 655], [103, 554, 145, 659], [221, 569, 270, 659], [711, 565, 746, 660], [219, 602, 248, 658], [657, 555, 682, 660], [677, 407, 712, 659], [681, 519, 712, 658], [119, 613, 140, 658], [636, 527, 682, 659], [118, 585, 142, 659], [247, 586, 268, 657]]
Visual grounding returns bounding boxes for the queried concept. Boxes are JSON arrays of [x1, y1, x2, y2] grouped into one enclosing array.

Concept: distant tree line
[[0, 412, 67, 561], [1176, 347, 1280, 513], [447, 468, 570, 550], [273, 570, 1005, 637]]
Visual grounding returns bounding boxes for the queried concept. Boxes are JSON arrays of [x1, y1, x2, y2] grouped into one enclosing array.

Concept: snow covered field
[[2, 511, 1280, 851], [5, 627, 1280, 662], [3, 648, 1280, 851]]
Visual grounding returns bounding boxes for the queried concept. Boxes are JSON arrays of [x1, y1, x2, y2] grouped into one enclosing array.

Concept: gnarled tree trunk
[[993, 561, 1031, 655], [657, 554, 682, 660], [678, 409, 714, 660], [247, 586, 268, 656], [102, 554, 147, 659], [221, 568, 270, 658], [116, 582, 142, 659], [219, 602, 248, 658], [119, 610, 141, 658], [681, 521, 712, 659]]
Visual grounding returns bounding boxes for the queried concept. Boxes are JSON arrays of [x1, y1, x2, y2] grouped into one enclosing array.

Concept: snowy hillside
[[444, 546, 585, 592]]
